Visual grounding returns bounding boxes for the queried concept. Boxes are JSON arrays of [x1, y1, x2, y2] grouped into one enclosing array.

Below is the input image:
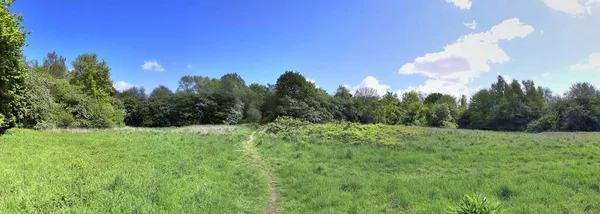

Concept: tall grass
[[258, 123, 600, 213], [0, 128, 269, 213]]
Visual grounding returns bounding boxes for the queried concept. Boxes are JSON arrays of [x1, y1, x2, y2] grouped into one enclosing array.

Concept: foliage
[[70, 53, 114, 100], [449, 194, 502, 214], [460, 76, 546, 131], [18, 71, 58, 129], [0, 0, 28, 128], [263, 116, 310, 134]]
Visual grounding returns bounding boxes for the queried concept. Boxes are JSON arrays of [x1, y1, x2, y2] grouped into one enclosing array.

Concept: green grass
[[4, 123, 600, 213], [0, 127, 269, 213], [256, 124, 600, 213]]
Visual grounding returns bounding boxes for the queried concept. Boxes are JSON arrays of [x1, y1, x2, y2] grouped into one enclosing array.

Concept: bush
[[449, 194, 502, 214], [526, 112, 557, 133], [263, 116, 310, 134]]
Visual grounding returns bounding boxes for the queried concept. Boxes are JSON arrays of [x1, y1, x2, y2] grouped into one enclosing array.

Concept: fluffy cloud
[[345, 76, 390, 97], [398, 18, 534, 97], [113, 81, 136, 91], [142, 60, 166, 72], [463, 20, 477, 29], [542, 72, 551, 77], [445, 0, 472, 10], [400, 18, 534, 83], [540, 0, 600, 16], [571, 53, 600, 71], [186, 64, 193, 69]]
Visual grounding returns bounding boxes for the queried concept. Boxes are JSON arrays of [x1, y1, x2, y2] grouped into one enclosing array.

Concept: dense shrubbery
[[264, 116, 421, 145]]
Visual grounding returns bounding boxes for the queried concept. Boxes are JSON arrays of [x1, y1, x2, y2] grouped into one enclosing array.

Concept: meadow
[[2, 123, 600, 213], [0, 127, 269, 213], [257, 122, 600, 213]]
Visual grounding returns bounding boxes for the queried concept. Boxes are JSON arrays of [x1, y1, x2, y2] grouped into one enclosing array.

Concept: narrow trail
[[244, 132, 278, 214]]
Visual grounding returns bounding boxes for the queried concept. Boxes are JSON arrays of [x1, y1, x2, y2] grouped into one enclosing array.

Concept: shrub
[[263, 116, 310, 134], [449, 194, 502, 214]]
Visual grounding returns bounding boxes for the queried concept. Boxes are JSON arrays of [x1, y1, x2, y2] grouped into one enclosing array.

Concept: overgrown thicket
[[2, 1, 599, 132]]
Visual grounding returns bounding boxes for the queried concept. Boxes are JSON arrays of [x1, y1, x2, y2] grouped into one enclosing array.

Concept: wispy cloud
[[540, 0, 599, 16], [463, 20, 477, 29]]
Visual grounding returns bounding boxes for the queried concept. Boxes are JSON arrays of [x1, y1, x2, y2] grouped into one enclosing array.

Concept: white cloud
[[542, 72, 551, 77], [570, 53, 600, 71], [540, 0, 599, 16], [445, 0, 472, 10], [400, 18, 534, 83], [463, 20, 477, 29], [588, 0, 600, 5], [186, 64, 193, 69], [345, 76, 391, 97], [142, 60, 166, 72], [398, 18, 534, 97], [113, 81, 136, 91]]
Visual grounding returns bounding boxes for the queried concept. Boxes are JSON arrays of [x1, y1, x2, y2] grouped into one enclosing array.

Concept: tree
[[273, 71, 322, 122], [354, 88, 380, 124], [560, 83, 600, 131], [118, 87, 150, 126], [426, 103, 451, 127], [401, 91, 425, 125], [378, 92, 402, 125], [42, 51, 67, 78], [70, 53, 114, 100], [0, 0, 28, 128], [332, 86, 359, 122], [147, 86, 175, 127]]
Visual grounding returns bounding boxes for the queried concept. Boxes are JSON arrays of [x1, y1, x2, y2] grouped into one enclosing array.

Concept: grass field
[[2, 124, 600, 213], [0, 127, 269, 213], [257, 124, 600, 213]]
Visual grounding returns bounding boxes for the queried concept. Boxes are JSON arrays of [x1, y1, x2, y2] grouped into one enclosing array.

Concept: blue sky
[[12, 0, 600, 97]]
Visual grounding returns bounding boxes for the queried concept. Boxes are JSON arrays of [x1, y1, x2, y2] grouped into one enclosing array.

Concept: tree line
[[2, 1, 599, 132]]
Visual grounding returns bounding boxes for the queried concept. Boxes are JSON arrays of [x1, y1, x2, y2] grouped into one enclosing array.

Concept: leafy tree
[[19, 69, 60, 129], [147, 86, 175, 127], [423, 93, 443, 105], [118, 87, 149, 126], [560, 83, 600, 131], [354, 88, 380, 124], [378, 92, 402, 125], [273, 71, 323, 122], [70, 53, 114, 100], [42, 51, 68, 78], [426, 103, 451, 127], [332, 86, 359, 122], [401, 91, 425, 125], [0, 0, 28, 128]]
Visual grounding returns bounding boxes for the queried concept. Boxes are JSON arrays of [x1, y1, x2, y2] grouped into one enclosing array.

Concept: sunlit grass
[[0, 128, 269, 213], [257, 125, 600, 213]]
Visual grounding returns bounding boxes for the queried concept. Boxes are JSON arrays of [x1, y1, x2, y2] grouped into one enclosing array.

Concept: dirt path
[[244, 132, 278, 214]]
